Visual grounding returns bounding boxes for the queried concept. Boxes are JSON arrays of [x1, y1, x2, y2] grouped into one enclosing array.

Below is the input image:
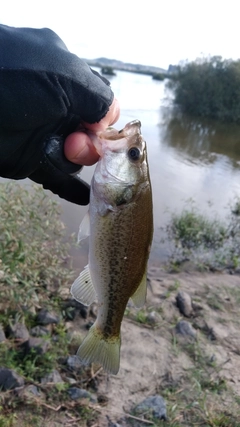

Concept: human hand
[[28, 98, 120, 206], [64, 98, 120, 166]]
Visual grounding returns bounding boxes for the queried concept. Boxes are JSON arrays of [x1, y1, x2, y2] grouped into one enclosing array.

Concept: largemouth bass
[[71, 120, 153, 375]]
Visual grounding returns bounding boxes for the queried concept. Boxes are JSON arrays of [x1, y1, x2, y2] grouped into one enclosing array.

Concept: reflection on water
[[2, 71, 240, 268], [161, 109, 240, 167]]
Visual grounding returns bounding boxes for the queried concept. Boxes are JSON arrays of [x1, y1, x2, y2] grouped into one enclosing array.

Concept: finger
[[82, 98, 120, 133], [64, 131, 99, 166]]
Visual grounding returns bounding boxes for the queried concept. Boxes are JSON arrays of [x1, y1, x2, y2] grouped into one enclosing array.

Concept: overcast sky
[[1, 0, 239, 70]]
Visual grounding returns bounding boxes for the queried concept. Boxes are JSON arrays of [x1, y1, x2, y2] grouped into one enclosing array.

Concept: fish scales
[[71, 120, 153, 374], [90, 187, 152, 338]]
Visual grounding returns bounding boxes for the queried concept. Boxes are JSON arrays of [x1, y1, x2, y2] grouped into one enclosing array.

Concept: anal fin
[[131, 271, 147, 308]]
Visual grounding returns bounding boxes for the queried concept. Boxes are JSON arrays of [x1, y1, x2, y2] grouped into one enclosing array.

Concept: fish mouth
[[94, 120, 143, 157]]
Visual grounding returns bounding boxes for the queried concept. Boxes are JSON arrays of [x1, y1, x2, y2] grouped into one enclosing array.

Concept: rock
[[62, 299, 88, 320], [176, 291, 193, 317], [7, 323, 29, 341], [66, 355, 83, 371], [0, 367, 24, 390], [68, 330, 84, 353], [20, 305, 37, 316], [16, 384, 41, 398], [36, 309, 60, 325], [98, 394, 109, 405], [0, 326, 6, 342], [176, 320, 197, 339], [68, 387, 94, 401], [134, 395, 167, 421], [41, 369, 63, 384], [79, 306, 88, 320], [146, 311, 162, 325], [30, 325, 50, 337], [206, 323, 229, 341], [107, 417, 121, 427], [22, 337, 51, 355]]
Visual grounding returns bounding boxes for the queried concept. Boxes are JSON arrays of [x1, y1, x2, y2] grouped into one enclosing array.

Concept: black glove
[[29, 136, 90, 205], [0, 24, 114, 205]]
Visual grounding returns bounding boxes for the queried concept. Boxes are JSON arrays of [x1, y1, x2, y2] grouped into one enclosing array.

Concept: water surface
[[67, 69, 240, 267], [3, 69, 240, 269]]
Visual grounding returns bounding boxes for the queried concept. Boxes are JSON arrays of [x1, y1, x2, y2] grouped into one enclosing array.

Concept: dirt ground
[[87, 267, 240, 425], [4, 267, 240, 426]]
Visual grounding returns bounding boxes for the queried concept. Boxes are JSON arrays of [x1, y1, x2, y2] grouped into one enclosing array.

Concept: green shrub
[[0, 182, 74, 320], [166, 208, 227, 250], [163, 198, 240, 270], [169, 56, 240, 123]]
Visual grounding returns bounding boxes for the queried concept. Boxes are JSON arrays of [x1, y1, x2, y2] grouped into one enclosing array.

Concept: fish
[[70, 119, 153, 375]]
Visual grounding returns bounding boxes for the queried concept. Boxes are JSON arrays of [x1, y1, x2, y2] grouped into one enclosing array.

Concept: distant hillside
[[84, 57, 167, 76]]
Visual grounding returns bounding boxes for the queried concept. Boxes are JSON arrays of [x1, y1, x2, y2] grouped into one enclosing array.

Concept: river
[[60, 69, 240, 269], [3, 69, 240, 269]]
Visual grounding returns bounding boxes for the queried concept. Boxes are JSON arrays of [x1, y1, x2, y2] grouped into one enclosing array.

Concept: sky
[[1, 0, 240, 70]]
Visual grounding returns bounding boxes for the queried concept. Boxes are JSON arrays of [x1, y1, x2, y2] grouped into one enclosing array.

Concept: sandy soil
[[85, 267, 240, 425]]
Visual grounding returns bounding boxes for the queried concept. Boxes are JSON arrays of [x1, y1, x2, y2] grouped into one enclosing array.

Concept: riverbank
[[96, 266, 240, 426], [1, 267, 240, 426], [0, 184, 240, 426]]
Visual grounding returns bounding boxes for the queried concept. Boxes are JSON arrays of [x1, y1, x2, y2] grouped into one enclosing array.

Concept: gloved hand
[[29, 136, 90, 205], [0, 24, 120, 205]]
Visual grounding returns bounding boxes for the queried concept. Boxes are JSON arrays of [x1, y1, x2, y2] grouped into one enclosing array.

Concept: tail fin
[[77, 324, 121, 375]]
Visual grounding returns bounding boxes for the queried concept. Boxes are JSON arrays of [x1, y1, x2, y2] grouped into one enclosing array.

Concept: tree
[[168, 57, 240, 123]]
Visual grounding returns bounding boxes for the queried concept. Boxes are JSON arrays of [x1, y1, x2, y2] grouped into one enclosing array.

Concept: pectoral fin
[[131, 271, 147, 308], [71, 265, 96, 306], [78, 211, 90, 242]]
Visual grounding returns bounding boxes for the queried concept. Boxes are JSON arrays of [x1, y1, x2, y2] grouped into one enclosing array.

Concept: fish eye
[[128, 147, 140, 161]]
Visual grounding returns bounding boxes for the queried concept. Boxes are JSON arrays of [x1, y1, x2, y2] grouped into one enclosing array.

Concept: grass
[[0, 182, 100, 426], [162, 198, 240, 272], [0, 182, 240, 426], [0, 182, 74, 322]]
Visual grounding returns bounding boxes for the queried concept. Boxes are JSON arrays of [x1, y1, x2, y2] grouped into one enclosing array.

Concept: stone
[[16, 384, 41, 398], [0, 367, 24, 390], [176, 320, 197, 339], [22, 337, 51, 355], [98, 394, 109, 405], [66, 355, 83, 371], [79, 306, 88, 320], [176, 291, 193, 317], [146, 311, 162, 325], [0, 326, 6, 342], [134, 395, 167, 421], [107, 417, 122, 427], [7, 323, 29, 341], [41, 369, 63, 384], [61, 299, 88, 320], [68, 387, 93, 401], [30, 325, 50, 337], [36, 309, 60, 325]]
